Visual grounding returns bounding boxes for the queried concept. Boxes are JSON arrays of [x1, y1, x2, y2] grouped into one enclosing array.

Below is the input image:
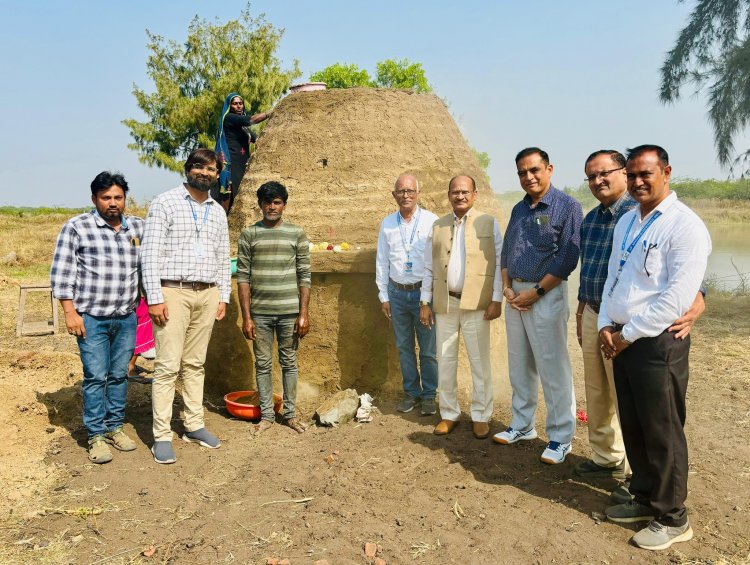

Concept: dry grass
[[681, 198, 750, 223]]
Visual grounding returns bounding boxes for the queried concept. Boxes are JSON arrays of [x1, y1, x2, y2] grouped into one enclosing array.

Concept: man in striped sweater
[[237, 181, 312, 433]]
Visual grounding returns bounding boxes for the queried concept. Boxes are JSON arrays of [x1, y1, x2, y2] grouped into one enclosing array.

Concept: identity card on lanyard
[[398, 208, 421, 274], [188, 199, 210, 260], [608, 210, 662, 297]]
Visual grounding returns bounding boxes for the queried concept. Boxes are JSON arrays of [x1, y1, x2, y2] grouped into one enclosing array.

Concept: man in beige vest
[[419, 175, 503, 438]]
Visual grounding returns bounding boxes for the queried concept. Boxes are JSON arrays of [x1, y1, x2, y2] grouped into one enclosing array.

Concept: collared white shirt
[[420, 208, 504, 303], [142, 185, 231, 305], [598, 192, 711, 342], [375, 206, 438, 303]]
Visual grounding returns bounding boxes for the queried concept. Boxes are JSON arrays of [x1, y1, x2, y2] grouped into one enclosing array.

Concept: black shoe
[[574, 459, 627, 479], [396, 396, 420, 413], [420, 398, 437, 416]]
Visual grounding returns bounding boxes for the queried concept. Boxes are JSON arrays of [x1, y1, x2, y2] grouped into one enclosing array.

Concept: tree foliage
[[375, 59, 432, 92], [472, 149, 491, 173], [310, 58, 432, 92], [660, 0, 750, 174], [309, 63, 374, 88], [123, 7, 300, 173]]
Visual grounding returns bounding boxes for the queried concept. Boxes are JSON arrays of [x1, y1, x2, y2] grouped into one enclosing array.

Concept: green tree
[[309, 63, 374, 88], [375, 58, 432, 92], [660, 0, 750, 173], [309, 58, 432, 92], [123, 7, 300, 173], [472, 148, 491, 173]]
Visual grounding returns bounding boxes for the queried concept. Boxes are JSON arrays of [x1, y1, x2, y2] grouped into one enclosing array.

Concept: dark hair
[[184, 148, 222, 175], [90, 171, 129, 196], [515, 147, 549, 165], [257, 181, 288, 204], [626, 144, 669, 167], [584, 150, 626, 169], [448, 174, 477, 191]]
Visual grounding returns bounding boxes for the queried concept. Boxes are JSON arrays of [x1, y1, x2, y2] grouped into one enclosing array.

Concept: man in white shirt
[[419, 175, 503, 439], [376, 173, 439, 415], [598, 145, 711, 551]]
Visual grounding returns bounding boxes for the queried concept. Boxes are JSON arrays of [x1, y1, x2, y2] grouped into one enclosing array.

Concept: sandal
[[285, 418, 307, 434]]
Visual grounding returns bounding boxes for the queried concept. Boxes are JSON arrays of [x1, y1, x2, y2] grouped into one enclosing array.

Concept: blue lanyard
[[608, 210, 662, 297], [396, 207, 421, 258], [188, 199, 210, 234]]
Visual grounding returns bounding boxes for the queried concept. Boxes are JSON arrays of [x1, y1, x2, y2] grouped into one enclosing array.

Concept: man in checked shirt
[[51, 171, 144, 464], [575, 149, 705, 500], [141, 148, 231, 465]]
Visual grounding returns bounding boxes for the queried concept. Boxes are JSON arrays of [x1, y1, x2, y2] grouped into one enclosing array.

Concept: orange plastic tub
[[224, 390, 282, 421]]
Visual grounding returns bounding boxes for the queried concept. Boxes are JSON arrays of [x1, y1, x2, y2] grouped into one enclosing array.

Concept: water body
[[706, 223, 750, 291]]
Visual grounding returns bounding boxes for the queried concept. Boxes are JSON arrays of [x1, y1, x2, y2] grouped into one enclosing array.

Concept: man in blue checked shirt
[[575, 150, 705, 500], [496, 147, 582, 465], [51, 172, 144, 464]]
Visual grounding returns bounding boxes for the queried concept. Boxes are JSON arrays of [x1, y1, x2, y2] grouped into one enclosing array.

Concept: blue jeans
[[77, 312, 136, 439], [252, 314, 298, 421], [388, 283, 438, 400]]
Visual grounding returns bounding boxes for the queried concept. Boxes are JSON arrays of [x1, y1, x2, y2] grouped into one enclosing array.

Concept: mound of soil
[[229, 88, 500, 248]]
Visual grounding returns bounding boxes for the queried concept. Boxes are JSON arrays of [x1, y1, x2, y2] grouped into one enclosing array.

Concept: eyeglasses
[[585, 167, 624, 183], [393, 189, 418, 197], [191, 164, 219, 174]]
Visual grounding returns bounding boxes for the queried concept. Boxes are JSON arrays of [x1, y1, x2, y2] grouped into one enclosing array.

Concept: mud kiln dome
[[228, 87, 499, 244]]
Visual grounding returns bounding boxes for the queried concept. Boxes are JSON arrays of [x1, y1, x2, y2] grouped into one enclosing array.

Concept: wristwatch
[[618, 333, 631, 346], [534, 284, 546, 296], [420, 301, 430, 307]]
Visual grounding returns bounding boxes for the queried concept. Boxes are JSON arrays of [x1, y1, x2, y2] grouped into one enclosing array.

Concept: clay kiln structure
[[205, 88, 504, 398]]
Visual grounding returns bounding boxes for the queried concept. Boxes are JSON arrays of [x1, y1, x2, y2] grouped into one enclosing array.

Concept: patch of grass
[[0, 206, 88, 217], [698, 290, 750, 337]]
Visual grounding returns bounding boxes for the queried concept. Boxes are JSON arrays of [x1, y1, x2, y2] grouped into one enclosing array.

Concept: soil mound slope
[[229, 88, 499, 246]]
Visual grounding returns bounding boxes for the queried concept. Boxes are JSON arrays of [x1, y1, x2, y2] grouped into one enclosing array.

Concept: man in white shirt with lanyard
[[598, 145, 711, 551], [376, 173, 439, 415], [142, 148, 231, 465]]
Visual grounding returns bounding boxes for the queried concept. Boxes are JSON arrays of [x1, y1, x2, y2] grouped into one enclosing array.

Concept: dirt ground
[[1, 256, 749, 564]]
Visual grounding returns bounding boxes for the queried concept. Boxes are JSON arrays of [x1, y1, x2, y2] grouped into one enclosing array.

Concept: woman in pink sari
[[128, 298, 155, 380]]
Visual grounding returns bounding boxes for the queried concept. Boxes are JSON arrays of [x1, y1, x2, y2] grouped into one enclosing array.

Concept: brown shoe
[[472, 421, 490, 439], [433, 419, 459, 435]]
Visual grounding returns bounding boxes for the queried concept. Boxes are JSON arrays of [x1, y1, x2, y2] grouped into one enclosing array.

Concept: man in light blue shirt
[[376, 173, 439, 415]]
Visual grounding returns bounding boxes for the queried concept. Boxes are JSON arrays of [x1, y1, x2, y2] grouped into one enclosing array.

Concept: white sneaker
[[492, 426, 538, 445], [540, 441, 571, 464]]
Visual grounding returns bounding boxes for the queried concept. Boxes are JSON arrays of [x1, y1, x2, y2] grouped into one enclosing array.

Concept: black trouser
[[613, 330, 690, 527], [209, 152, 248, 210]]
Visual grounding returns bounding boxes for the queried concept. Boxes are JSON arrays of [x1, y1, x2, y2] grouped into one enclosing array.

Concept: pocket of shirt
[[644, 244, 662, 278]]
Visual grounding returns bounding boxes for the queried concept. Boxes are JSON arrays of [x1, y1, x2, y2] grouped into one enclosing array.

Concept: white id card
[[194, 242, 205, 260]]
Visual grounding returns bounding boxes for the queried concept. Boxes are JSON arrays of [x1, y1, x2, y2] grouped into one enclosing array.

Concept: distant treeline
[[670, 177, 750, 200], [0, 206, 89, 217], [563, 177, 750, 208]]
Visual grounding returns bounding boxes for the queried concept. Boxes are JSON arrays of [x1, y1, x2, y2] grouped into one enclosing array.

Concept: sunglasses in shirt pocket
[[643, 243, 660, 277]]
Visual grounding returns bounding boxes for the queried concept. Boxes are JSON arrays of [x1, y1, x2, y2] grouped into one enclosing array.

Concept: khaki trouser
[[581, 304, 629, 471], [151, 286, 219, 442]]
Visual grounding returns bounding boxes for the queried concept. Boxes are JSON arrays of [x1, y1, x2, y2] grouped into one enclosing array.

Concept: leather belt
[[389, 278, 422, 291], [161, 279, 216, 291], [612, 323, 624, 332], [448, 291, 462, 299]]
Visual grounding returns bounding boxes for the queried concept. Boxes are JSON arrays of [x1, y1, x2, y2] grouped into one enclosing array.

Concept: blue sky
[[1, 1, 738, 207]]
